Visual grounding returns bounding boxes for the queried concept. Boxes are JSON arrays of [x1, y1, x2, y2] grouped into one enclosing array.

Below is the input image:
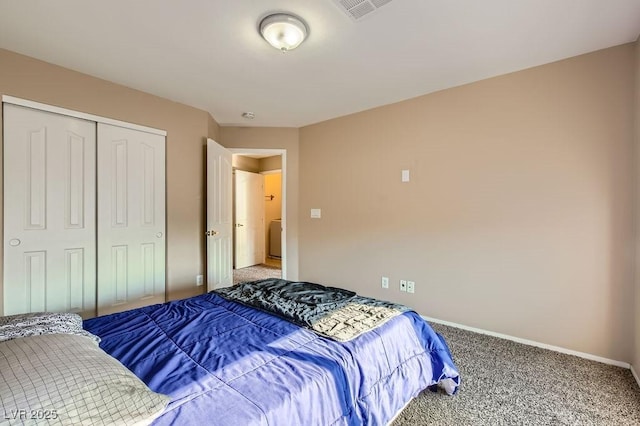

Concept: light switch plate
[[310, 208, 321, 219], [401, 169, 410, 182]]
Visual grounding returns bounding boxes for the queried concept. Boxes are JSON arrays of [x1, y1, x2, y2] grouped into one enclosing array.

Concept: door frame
[[229, 148, 287, 280]]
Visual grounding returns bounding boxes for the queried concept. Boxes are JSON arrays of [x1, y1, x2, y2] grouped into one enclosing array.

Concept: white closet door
[[3, 104, 96, 317], [97, 123, 165, 315]]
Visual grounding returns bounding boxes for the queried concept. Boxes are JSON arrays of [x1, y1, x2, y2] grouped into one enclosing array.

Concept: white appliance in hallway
[[269, 219, 282, 258]]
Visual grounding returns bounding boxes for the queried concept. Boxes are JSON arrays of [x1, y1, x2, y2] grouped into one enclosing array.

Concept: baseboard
[[631, 365, 640, 389], [421, 315, 630, 369]]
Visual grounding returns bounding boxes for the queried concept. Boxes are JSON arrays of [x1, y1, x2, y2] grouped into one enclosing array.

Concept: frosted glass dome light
[[260, 13, 308, 52]]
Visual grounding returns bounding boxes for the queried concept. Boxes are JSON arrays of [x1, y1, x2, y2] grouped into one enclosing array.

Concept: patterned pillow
[[0, 334, 169, 425], [0, 312, 100, 344]]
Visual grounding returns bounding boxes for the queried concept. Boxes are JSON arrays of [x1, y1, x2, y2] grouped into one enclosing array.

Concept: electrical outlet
[[407, 280, 415, 294], [196, 275, 204, 286], [400, 280, 407, 292], [381, 276, 389, 289]]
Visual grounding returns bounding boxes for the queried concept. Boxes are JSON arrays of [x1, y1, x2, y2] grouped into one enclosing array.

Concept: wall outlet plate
[[400, 279, 407, 292], [407, 280, 415, 293], [381, 276, 389, 289], [196, 275, 204, 286]]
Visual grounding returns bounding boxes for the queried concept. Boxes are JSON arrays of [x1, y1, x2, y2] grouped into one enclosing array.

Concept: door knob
[[156, 232, 163, 238], [206, 230, 219, 236], [8, 239, 20, 247], [235, 224, 244, 227]]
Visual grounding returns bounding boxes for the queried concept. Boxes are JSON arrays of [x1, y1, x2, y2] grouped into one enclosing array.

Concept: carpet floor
[[393, 323, 640, 425], [233, 263, 281, 285]]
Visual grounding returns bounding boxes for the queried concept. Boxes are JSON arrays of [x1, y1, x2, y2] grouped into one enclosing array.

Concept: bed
[[1, 279, 459, 425]]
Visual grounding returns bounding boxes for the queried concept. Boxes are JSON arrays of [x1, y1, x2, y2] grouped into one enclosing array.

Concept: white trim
[[229, 148, 287, 280], [421, 315, 631, 369], [2, 95, 167, 136], [631, 365, 640, 389]]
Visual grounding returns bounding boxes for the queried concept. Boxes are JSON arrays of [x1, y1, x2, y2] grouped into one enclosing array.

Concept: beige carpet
[[393, 323, 640, 425], [233, 264, 281, 285]]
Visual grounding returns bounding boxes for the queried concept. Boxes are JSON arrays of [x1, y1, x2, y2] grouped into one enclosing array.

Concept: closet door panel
[[3, 104, 96, 317], [97, 123, 165, 315]]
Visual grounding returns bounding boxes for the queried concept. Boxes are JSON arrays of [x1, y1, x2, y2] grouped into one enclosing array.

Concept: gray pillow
[[0, 312, 100, 344], [0, 334, 169, 425]]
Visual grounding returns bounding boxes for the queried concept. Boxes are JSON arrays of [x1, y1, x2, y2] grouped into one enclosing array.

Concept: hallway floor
[[233, 261, 281, 285]]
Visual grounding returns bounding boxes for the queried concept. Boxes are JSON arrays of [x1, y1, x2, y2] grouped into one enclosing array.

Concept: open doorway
[[231, 150, 286, 285]]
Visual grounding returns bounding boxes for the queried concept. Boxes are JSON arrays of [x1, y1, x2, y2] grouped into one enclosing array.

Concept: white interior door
[[97, 123, 166, 315], [3, 104, 96, 317], [234, 170, 265, 269], [206, 139, 233, 290]]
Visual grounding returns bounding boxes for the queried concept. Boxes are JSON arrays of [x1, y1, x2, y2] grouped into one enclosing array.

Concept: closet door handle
[[156, 232, 163, 238], [206, 230, 218, 237]]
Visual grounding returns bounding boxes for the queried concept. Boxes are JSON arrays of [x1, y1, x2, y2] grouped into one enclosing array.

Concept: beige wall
[[219, 127, 299, 280], [0, 48, 217, 312], [260, 155, 282, 171], [208, 114, 219, 142], [231, 155, 281, 173], [634, 37, 640, 372], [299, 44, 636, 362], [232, 155, 261, 172]]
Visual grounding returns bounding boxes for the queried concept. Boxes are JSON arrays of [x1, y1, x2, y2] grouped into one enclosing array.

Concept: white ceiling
[[1, 0, 639, 128]]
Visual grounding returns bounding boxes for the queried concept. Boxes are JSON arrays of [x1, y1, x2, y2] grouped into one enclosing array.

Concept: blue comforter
[[84, 292, 459, 425]]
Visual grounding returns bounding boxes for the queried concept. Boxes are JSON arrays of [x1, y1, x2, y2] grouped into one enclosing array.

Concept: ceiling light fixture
[[259, 13, 308, 52]]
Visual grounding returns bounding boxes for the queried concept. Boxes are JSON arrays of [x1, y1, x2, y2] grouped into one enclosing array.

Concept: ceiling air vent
[[332, 0, 394, 21]]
